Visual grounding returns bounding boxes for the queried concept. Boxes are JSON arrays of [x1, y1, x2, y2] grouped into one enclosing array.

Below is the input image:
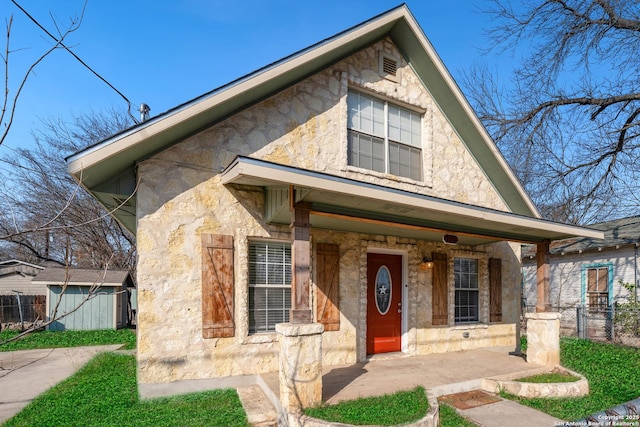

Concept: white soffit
[[222, 157, 604, 243]]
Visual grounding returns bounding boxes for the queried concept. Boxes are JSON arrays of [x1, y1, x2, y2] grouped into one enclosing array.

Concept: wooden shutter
[[202, 234, 234, 338], [587, 268, 597, 292], [316, 243, 340, 331], [588, 267, 607, 292], [432, 253, 448, 326], [489, 258, 502, 322]]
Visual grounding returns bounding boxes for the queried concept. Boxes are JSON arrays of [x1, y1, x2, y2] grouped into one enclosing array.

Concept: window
[[347, 91, 422, 180], [248, 241, 291, 333], [454, 258, 479, 323], [587, 267, 609, 310]]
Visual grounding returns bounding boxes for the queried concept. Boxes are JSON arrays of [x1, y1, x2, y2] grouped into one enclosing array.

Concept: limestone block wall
[[416, 324, 516, 355], [135, 37, 520, 384], [313, 231, 520, 363]]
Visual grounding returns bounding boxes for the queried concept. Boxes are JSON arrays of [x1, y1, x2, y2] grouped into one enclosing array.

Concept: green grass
[[0, 328, 137, 351], [304, 386, 428, 426], [503, 337, 640, 420], [3, 353, 250, 427], [438, 402, 478, 427], [516, 372, 580, 383]]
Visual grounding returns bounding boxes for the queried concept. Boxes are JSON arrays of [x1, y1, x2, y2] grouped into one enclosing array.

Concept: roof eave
[[67, 4, 541, 227], [222, 156, 603, 244]]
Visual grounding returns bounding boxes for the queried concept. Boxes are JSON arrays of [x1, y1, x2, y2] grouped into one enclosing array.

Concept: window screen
[[248, 241, 291, 333], [454, 258, 479, 323], [347, 90, 422, 180]]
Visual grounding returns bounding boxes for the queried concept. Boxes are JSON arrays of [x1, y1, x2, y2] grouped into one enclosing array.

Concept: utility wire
[[9, 0, 140, 124]]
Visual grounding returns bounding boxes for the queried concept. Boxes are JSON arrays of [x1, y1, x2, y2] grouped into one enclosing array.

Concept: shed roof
[[33, 268, 134, 287]]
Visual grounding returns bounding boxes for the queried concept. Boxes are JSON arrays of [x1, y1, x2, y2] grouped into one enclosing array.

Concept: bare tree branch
[[466, 0, 640, 223], [1, 11, 82, 147]]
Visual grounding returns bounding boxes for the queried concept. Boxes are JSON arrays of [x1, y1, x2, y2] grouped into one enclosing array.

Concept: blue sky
[[2, 1, 514, 152]]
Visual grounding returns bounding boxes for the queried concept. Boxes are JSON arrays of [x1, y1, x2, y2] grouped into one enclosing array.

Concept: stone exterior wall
[[135, 38, 520, 384]]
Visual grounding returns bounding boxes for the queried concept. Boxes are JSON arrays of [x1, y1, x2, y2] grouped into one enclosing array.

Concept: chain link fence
[[523, 304, 640, 348], [0, 295, 46, 330]]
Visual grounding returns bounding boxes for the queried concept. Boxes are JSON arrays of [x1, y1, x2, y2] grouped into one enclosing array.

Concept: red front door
[[367, 253, 402, 354]]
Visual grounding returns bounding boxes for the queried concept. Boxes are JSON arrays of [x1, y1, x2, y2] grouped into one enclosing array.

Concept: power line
[[9, 0, 140, 124]]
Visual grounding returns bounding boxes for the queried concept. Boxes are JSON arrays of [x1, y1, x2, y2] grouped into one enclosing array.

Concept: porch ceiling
[[221, 156, 604, 246]]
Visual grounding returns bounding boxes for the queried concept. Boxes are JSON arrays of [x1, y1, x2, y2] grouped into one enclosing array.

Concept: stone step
[[237, 384, 278, 427]]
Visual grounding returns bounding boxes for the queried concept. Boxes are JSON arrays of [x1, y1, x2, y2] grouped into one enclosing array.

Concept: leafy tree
[[464, 0, 640, 224]]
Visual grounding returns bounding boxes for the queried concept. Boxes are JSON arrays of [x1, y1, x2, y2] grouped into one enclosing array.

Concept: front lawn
[[304, 386, 428, 426], [3, 353, 250, 427], [0, 328, 136, 351], [503, 337, 640, 420]]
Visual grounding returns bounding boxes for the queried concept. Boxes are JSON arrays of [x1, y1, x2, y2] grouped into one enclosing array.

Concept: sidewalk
[[0, 345, 122, 424], [440, 389, 564, 427]]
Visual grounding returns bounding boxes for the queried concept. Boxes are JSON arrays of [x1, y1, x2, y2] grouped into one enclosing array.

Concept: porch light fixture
[[443, 234, 459, 245], [420, 256, 433, 270]]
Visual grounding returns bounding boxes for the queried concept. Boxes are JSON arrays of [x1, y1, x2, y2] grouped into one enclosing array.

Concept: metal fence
[[578, 304, 640, 347], [0, 295, 46, 325], [524, 304, 640, 347], [523, 305, 580, 337]]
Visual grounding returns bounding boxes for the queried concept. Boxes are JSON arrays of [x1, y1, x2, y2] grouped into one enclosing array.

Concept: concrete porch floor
[[262, 346, 546, 404]]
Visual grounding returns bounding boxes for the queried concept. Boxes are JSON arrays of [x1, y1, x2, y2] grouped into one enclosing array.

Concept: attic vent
[[379, 53, 400, 82]]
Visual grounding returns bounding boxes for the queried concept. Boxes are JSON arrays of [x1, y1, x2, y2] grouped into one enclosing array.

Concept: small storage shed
[[33, 267, 134, 331]]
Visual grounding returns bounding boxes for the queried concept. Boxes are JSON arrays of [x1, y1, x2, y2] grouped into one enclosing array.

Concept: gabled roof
[[33, 267, 134, 287], [0, 259, 44, 278], [67, 4, 541, 234], [522, 216, 640, 257]]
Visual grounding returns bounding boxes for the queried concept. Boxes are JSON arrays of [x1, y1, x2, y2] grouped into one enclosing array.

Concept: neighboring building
[[0, 260, 46, 325], [0, 260, 45, 296], [33, 267, 135, 331], [67, 5, 600, 395], [522, 216, 640, 311]]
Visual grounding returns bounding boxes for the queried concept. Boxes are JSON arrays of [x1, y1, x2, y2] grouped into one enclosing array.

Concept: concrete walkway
[[258, 346, 565, 426], [0, 344, 608, 427], [0, 345, 122, 424], [460, 398, 563, 427]]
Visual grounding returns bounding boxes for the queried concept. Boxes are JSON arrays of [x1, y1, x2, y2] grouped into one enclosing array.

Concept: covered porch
[[262, 345, 544, 404], [221, 156, 603, 416], [247, 346, 563, 427]]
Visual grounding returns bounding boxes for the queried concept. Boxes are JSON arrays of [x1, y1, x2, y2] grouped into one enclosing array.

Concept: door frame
[[367, 247, 408, 353]]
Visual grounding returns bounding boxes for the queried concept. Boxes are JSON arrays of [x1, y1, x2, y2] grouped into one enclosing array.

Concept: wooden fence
[[0, 295, 46, 323]]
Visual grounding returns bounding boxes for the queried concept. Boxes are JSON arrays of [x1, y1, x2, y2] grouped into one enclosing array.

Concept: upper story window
[[454, 257, 479, 323], [347, 90, 422, 181]]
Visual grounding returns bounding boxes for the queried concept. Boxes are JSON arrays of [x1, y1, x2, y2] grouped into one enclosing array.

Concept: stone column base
[[525, 312, 561, 366], [276, 322, 324, 412]]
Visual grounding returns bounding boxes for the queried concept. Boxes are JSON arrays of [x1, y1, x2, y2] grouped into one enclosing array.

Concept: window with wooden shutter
[[202, 234, 234, 338], [316, 243, 340, 331], [248, 241, 291, 333], [454, 257, 479, 323], [489, 258, 502, 322], [587, 267, 609, 311], [432, 253, 448, 326]]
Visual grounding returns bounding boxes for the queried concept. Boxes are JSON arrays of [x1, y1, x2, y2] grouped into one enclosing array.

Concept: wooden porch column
[[290, 201, 312, 323], [536, 239, 551, 312]]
